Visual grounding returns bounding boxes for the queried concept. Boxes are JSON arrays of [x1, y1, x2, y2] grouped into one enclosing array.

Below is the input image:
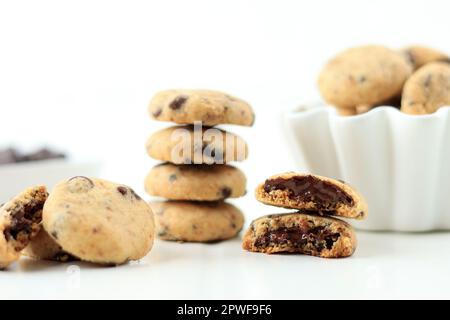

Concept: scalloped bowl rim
[[287, 104, 450, 122]]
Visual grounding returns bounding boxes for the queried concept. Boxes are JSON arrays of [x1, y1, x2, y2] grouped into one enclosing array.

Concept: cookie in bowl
[[318, 45, 412, 111], [401, 62, 450, 115]]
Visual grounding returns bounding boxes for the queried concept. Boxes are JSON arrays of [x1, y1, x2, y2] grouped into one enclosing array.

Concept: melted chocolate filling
[[263, 175, 354, 210], [3, 201, 43, 251], [255, 226, 340, 253]]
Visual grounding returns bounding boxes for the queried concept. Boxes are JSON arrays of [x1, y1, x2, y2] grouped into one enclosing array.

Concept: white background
[[1, 0, 450, 299]]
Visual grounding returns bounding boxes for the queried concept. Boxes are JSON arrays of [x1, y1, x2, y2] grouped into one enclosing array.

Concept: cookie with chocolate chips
[[318, 45, 412, 110], [401, 62, 450, 115], [145, 163, 246, 201], [146, 125, 248, 164], [23, 228, 77, 262], [255, 173, 368, 219], [43, 177, 155, 265], [242, 212, 356, 258], [0, 186, 48, 269], [150, 201, 244, 242], [149, 89, 255, 127], [401, 46, 449, 71]]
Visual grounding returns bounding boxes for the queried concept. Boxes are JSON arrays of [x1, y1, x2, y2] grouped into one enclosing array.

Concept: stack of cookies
[[318, 45, 450, 116], [242, 172, 368, 258], [145, 89, 255, 242]]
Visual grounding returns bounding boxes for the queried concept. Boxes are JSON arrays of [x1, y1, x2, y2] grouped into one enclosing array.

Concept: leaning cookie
[[22, 228, 77, 262], [0, 186, 48, 269], [255, 173, 367, 219], [242, 212, 356, 258], [401, 46, 449, 70], [145, 163, 246, 201], [146, 125, 248, 164], [43, 176, 155, 265], [150, 201, 244, 243], [149, 89, 255, 126], [401, 62, 450, 115], [318, 45, 412, 110]]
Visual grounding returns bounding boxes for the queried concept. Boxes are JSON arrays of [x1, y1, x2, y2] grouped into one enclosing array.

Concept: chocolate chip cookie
[[150, 201, 244, 242], [255, 173, 367, 219], [43, 177, 155, 265], [401, 62, 450, 115], [145, 163, 246, 201], [149, 89, 255, 126], [318, 45, 412, 109], [242, 212, 356, 258], [146, 125, 248, 164], [401, 46, 449, 70], [0, 186, 48, 269], [23, 228, 77, 262]]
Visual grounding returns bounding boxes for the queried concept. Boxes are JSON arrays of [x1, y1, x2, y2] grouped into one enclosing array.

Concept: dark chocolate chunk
[[263, 175, 354, 210], [117, 186, 141, 200], [20, 148, 65, 162], [152, 108, 162, 117], [68, 176, 94, 188], [169, 96, 188, 110], [51, 231, 59, 239], [0, 147, 65, 165], [168, 174, 177, 182], [0, 148, 20, 165], [117, 186, 128, 196], [220, 187, 232, 199], [202, 144, 223, 162]]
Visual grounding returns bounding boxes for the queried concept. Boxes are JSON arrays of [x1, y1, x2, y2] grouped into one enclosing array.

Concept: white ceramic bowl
[[284, 104, 450, 231], [0, 159, 102, 203]]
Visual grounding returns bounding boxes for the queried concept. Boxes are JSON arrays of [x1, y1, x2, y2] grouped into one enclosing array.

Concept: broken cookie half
[[246, 172, 368, 258], [0, 186, 48, 269], [242, 212, 356, 258], [255, 172, 368, 219]]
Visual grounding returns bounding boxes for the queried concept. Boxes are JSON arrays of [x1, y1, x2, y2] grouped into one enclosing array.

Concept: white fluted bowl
[[284, 104, 450, 231]]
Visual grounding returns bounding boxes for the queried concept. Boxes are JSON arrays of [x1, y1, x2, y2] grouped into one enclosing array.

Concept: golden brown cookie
[[255, 172, 367, 219], [401, 46, 449, 70], [145, 163, 246, 201], [318, 45, 412, 109], [242, 212, 356, 258], [146, 125, 248, 164], [401, 62, 450, 115], [150, 201, 244, 242], [149, 89, 255, 126], [43, 176, 155, 265], [22, 228, 77, 262], [0, 186, 48, 269]]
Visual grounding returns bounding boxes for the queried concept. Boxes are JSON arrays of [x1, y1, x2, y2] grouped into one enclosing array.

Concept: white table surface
[[2, 230, 450, 300], [2, 111, 450, 300]]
